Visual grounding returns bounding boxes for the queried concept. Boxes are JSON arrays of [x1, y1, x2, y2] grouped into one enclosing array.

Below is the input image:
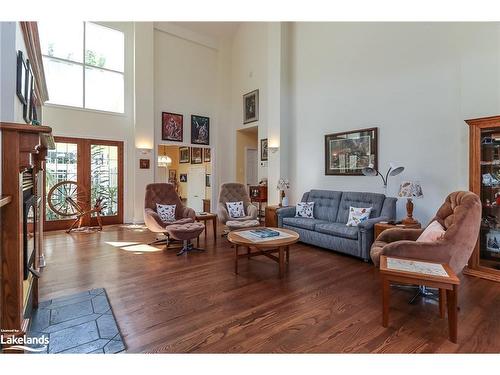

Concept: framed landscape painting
[[191, 115, 210, 145], [243, 89, 259, 124], [324, 127, 378, 175], [191, 147, 203, 164], [260, 138, 268, 161], [203, 148, 211, 162], [179, 146, 190, 163], [162, 112, 183, 142]]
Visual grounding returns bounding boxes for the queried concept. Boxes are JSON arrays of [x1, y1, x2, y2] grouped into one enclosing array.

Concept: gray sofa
[[277, 190, 397, 261]]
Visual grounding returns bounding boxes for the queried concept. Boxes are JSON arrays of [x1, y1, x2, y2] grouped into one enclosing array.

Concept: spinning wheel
[[47, 181, 105, 233]]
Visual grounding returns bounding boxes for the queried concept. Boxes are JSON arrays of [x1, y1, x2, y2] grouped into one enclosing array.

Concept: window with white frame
[[39, 22, 125, 113]]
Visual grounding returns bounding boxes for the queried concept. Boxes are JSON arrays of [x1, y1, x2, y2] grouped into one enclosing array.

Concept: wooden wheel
[[48, 181, 87, 217]]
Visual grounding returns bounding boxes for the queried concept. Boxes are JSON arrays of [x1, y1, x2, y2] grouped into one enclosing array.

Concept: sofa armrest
[[357, 216, 389, 232], [277, 206, 296, 227], [144, 208, 166, 233], [246, 204, 259, 219], [381, 239, 451, 265]]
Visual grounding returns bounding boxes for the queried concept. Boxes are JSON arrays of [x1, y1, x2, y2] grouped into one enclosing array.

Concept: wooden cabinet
[[265, 205, 280, 227], [465, 115, 500, 282]]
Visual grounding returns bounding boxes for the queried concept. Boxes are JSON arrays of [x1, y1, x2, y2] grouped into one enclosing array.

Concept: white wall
[[288, 22, 500, 223]]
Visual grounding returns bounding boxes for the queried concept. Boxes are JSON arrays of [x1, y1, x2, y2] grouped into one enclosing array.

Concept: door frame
[[44, 136, 124, 231], [244, 146, 258, 187]]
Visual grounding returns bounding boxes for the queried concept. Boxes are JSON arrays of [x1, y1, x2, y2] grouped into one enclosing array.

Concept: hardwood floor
[[40, 224, 500, 353]]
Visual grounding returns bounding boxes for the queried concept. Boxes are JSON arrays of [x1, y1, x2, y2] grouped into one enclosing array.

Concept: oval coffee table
[[227, 227, 299, 278]]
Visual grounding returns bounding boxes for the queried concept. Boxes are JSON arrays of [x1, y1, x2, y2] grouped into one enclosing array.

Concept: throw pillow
[[226, 201, 245, 218], [295, 202, 315, 218], [417, 220, 446, 242], [346, 206, 372, 226], [156, 203, 176, 223]]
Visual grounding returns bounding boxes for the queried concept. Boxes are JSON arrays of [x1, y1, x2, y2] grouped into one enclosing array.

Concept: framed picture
[[139, 159, 150, 169], [162, 112, 183, 142], [180, 174, 187, 183], [203, 148, 211, 163], [243, 89, 259, 124], [169, 169, 177, 181], [179, 146, 190, 163], [260, 138, 268, 161], [191, 115, 210, 145], [324, 127, 378, 176], [206, 174, 211, 188], [23, 64, 33, 124], [16, 51, 27, 105], [191, 147, 203, 164]]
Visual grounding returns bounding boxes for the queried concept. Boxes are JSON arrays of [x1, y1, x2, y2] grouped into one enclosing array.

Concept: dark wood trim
[[0, 196, 12, 208]]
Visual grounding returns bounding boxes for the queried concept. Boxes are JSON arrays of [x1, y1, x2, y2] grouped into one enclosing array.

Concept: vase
[[282, 196, 289, 207]]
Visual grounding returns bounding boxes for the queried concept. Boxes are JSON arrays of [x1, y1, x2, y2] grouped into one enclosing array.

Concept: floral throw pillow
[[346, 206, 372, 226], [295, 202, 315, 219], [156, 203, 176, 223], [226, 201, 245, 218]]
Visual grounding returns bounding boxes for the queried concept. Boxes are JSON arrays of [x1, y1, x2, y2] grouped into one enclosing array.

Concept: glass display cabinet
[[466, 115, 500, 282]]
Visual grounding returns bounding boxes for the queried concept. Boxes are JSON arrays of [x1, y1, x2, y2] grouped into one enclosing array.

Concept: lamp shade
[[398, 181, 423, 198], [361, 166, 377, 176]]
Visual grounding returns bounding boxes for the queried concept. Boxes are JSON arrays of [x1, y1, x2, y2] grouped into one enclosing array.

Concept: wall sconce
[[137, 148, 152, 156], [268, 141, 279, 154]]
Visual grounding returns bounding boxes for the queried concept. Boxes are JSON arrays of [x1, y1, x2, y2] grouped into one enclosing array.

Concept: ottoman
[[165, 222, 205, 256], [226, 219, 260, 231]]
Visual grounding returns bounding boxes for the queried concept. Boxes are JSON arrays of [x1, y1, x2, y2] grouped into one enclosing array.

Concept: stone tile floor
[[28, 288, 126, 354]]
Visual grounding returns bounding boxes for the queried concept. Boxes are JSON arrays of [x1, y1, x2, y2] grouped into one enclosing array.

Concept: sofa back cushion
[[336, 192, 386, 223], [302, 190, 342, 222]]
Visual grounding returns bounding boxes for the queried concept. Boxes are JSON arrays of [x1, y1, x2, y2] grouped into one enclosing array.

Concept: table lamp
[[398, 181, 423, 225]]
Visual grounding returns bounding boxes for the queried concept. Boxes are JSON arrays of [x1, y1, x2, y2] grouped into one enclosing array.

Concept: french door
[[44, 136, 124, 231]]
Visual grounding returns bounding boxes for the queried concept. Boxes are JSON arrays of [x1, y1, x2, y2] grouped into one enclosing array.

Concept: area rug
[[28, 288, 126, 354]]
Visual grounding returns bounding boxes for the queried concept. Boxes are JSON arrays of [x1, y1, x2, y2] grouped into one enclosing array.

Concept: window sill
[[44, 103, 127, 118]]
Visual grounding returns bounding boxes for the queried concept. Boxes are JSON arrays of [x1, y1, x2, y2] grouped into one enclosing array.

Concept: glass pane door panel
[[46, 142, 78, 221], [91, 144, 119, 217]]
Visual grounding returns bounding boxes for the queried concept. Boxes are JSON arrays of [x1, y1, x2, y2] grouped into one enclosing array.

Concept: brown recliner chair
[[144, 183, 196, 246], [217, 182, 259, 225], [370, 191, 481, 301]]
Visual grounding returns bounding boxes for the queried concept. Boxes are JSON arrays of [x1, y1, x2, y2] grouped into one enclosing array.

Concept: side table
[[195, 212, 217, 241], [374, 221, 421, 239]]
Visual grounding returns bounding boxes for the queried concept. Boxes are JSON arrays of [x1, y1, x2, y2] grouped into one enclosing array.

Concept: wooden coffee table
[[227, 227, 299, 278], [195, 212, 217, 241]]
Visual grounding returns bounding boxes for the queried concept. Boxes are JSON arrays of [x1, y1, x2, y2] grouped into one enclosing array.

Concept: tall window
[[39, 22, 125, 113]]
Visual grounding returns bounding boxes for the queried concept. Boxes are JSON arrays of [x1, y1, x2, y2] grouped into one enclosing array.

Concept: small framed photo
[[203, 148, 211, 163], [16, 51, 27, 105], [260, 138, 268, 161], [206, 174, 211, 187], [162, 112, 183, 142], [243, 89, 259, 124], [191, 115, 210, 145], [179, 146, 190, 163], [191, 147, 203, 164], [139, 159, 150, 169], [180, 174, 188, 183], [169, 169, 177, 181]]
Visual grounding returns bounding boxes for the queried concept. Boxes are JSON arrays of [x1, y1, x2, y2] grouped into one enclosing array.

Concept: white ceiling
[[168, 22, 240, 40]]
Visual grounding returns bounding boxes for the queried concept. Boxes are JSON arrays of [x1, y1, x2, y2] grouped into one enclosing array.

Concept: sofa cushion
[[303, 190, 343, 222], [282, 217, 329, 231], [336, 192, 386, 223], [315, 222, 359, 240]]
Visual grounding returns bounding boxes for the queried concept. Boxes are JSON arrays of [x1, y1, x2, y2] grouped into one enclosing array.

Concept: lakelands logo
[[1, 331, 49, 352]]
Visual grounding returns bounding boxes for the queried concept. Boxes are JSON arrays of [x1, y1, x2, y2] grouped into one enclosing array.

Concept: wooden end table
[[379, 255, 460, 343], [227, 227, 299, 278], [195, 213, 217, 241], [374, 221, 421, 239]]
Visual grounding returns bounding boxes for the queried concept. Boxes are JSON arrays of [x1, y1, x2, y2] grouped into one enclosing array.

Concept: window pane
[[39, 22, 83, 63], [44, 57, 83, 107], [91, 145, 119, 217], [85, 23, 124, 72], [85, 66, 124, 113]]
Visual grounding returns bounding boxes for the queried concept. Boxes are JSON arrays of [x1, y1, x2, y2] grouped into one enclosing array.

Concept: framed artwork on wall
[[180, 174, 187, 183], [23, 64, 33, 124], [324, 127, 378, 176], [206, 174, 211, 187], [179, 146, 190, 163], [191, 115, 210, 145], [260, 138, 268, 161], [191, 147, 203, 164], [243, 89, 259, 124], [16, 51, 27, 105], [139, 159, 150, 169], [162, 112, 183, 142], [203, 148, 211, 163], [169, 169, 177, 181]]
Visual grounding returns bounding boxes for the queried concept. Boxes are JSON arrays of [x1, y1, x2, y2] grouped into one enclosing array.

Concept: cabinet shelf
[[0, 195, 12, 208]]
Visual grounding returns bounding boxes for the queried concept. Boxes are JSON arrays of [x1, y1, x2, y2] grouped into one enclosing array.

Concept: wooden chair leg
[[439, 288, 446, 319]]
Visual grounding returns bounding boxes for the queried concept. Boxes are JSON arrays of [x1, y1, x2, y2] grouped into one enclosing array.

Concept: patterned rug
[[28, 288, 126, 354]]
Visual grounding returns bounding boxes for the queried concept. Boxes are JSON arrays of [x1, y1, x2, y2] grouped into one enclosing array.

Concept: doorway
[[236, 126, 258, 189], [44, 136, 124, 231], [245, 148, 258, 186]]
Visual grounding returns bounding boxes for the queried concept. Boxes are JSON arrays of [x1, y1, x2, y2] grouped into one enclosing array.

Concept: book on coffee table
[[249, 228, 280, 238]]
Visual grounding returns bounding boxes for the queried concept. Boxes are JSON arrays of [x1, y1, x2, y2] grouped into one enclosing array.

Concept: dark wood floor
[[40, 224, 500, 353]]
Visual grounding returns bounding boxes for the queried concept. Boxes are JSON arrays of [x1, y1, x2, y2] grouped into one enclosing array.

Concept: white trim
[[153, 22, 219, 51], [43, 102, 128, 117]]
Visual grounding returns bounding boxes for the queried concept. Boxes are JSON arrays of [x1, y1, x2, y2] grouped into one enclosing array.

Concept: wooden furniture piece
[[265, 204, 280, 227], [466, 115, 500, 282], [379, 255, 460, 343], [0, 122, 54, 351], [249, 185, 268, 220], [195, 212, 217, 241], [202, 199, 211, 213], [227, 227, 299, 278], [374, 221, 421, 239]]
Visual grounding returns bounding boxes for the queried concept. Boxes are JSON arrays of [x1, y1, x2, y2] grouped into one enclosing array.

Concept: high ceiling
[[168, 22, 241, 40]]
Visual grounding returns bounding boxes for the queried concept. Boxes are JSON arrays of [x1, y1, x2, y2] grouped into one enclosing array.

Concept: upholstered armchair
[[371, 191, 481, 275], [217, 182, 258, 225], [144, 183, 196, 245]]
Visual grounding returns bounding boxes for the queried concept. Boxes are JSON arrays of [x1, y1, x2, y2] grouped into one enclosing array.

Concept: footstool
[[165, 222, 205, 256], [226, 219, 260, 231]]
